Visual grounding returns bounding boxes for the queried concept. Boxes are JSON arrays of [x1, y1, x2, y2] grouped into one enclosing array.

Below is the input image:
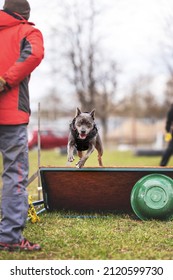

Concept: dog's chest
[[75, 137, 90, 151]]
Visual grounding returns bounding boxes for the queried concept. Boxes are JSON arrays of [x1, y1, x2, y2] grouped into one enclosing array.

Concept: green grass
[[1, 148, 173, 260]]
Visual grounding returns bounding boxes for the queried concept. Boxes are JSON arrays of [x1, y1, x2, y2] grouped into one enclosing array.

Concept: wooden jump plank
[[40, 167, 173, 212]]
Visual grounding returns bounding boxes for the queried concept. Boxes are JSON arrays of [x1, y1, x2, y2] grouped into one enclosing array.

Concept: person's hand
[[0, 77, 11, 92], [164, 132, 172, 142], [0, 77, 6, 92]]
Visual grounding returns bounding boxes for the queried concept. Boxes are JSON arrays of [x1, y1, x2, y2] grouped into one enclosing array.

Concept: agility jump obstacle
[[39, 166, 173, 220], [29, 104, 173, 220]]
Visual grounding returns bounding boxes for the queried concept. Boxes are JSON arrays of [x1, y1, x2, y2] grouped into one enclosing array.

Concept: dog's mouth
[[79, 133, 87, 139]]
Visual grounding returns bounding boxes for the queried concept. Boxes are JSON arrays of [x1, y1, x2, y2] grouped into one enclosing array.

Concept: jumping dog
[[67, 108, 103, 168]]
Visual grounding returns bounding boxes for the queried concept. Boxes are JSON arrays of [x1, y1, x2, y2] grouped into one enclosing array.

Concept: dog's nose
[[81, 129, 86, 134]]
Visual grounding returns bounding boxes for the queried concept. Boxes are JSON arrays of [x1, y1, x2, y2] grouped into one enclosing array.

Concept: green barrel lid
[[130, 174, 173, 220]]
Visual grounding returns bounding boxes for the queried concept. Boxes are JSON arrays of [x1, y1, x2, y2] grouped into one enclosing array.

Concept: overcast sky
[[1, 0, 173, 110]]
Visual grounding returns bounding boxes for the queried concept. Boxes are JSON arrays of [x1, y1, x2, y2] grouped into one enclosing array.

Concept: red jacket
[[0, 10, 44, 125]]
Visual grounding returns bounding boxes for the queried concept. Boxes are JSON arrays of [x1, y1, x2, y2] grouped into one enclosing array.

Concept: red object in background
[[28, 129, 68, 150]]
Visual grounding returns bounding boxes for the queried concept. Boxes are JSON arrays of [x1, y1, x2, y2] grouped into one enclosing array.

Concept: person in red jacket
[[0, 0, 44, 251]]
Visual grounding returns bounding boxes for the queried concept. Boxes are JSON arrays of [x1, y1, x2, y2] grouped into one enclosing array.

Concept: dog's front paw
[[68, 156, 75, 162], [76, 159, 84, 168]]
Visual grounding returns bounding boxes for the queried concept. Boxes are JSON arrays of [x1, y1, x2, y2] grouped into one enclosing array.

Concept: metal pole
[[37, 102, 41, 200]]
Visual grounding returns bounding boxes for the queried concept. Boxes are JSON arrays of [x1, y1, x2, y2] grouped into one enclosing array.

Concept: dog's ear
[[76, 107, 81, 117], [90, 109, 95, 120]]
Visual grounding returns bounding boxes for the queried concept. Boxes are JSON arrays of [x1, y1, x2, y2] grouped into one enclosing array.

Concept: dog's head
[[74, 108, 95, 139]]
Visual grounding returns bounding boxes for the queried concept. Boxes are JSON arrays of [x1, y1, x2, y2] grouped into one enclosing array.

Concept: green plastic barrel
[[130, 174, 173, 220]]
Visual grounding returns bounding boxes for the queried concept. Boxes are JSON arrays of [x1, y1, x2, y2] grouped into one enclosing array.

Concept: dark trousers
[[0, 125, 29, 243], [160, 139, 173, 166]]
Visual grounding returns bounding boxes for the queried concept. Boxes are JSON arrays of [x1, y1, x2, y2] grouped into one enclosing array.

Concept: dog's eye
[[86, 122, 92, 128], [76, 121, 82, 126]]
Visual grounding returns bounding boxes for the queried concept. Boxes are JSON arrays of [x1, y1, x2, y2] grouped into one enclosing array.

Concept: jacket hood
[[0, 10, 34, 30]]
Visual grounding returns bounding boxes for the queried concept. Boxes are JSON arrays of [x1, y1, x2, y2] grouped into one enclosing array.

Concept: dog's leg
[[95, 134, 103, 167], [67, 145, 75, 163], [98, 154, 103, 167], [67, 136, 75, 164], [75, 151, 83, 168], [78, 151, 83, 159], [76, 144, 95, 168]]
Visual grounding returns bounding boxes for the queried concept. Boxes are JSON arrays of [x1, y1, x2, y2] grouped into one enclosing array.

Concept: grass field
[[1, 148, 173, 260]]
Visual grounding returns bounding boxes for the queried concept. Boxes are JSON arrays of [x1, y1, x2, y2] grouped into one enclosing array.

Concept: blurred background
[[1, 0, 173, 153]]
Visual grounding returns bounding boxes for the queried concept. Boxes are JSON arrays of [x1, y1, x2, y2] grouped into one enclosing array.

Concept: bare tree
[[115, 75, 165, 117], [160, 12, 173, 104], [46, 0, 119, 143]]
